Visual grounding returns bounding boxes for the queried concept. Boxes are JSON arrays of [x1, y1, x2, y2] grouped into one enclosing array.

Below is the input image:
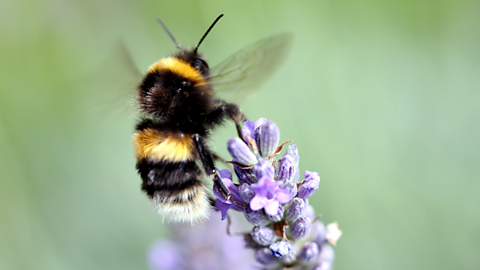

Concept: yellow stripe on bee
[[147, 57, 206, 85], [132, 129, 195, 162]]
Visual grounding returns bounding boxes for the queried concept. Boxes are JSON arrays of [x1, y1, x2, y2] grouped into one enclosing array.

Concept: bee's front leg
[[207, 99, 247, 140]]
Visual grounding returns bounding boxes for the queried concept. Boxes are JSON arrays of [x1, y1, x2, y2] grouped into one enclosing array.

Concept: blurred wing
[[81, 41, 143, 120], [209, 32, 293, 101]]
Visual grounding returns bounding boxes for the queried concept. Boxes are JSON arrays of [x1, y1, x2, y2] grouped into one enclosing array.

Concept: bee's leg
[[223, 102, 247, 140], [209, 99, 247, 140], [192, 134, 231, 200]]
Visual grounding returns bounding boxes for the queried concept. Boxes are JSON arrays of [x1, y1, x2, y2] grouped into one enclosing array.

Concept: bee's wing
[[208, 32, 293, 101], [81, 41, 143, 120]]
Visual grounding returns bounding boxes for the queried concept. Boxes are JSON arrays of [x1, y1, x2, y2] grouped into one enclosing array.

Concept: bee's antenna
[[194, 14, 224, 54], [156, 18, 183, 50]]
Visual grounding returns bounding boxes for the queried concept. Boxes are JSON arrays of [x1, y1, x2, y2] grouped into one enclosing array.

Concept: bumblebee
[[131, 14, 292, 223]]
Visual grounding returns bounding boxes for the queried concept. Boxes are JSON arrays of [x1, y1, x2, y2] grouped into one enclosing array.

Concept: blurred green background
[[1, 0, 479, 269]]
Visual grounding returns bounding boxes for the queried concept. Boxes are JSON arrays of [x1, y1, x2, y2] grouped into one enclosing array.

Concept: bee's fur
[[133, 48, 243, 223]]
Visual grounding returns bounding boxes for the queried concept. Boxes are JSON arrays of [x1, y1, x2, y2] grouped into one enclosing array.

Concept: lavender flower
[[213, 169, 246, 220], [250, 176, 292, 216], [211, 118, 341, 270]]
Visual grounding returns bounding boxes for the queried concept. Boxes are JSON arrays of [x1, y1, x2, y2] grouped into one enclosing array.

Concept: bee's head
[[138, 15, 222, 118], [137, 53, 213, 118]]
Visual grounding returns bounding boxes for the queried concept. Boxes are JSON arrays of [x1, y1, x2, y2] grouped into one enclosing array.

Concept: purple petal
[[251, 176, 268, 196], [264, 177, 280, 190], [229, 183, 247, 207], [229, 203, 245, 212], [275, 189, 292, 204], [218, 169, 232, 180], [264, 200, 279, 216], [214, 199, 232, 220], [250, 195, 267, 211]]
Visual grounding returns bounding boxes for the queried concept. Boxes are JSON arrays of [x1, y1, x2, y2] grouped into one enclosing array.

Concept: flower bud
[[286, 144, 300, 181], [304, 203, 316, 220], [281, 245, 297, 265], [251, 118, 267, 145], [258, 120, 280, 157], [285, 144, 299, 164], [253, 159, 274, 180], [227, 137, 257, 166], [312, 221, 327, 247], [267, 205, 284, 222], [269, 241, 292, 259], [297, 171, 320, 199], [298, 242, 319, 264], [234, 165, 256, 184], [239, 183, 256, 203], [277, 155, 295, 182], [244, 208, 270, 226], [285, 197, 305, 222], [251, 226, 276, 246], [290, 217, 311, 239], [254, 247, 278, 266], [281, 180, 298, 200], [318, 245, 335, 265]]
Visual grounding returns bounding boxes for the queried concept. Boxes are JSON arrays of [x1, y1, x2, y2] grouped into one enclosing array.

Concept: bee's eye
[[192, 59, 208, 71]]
